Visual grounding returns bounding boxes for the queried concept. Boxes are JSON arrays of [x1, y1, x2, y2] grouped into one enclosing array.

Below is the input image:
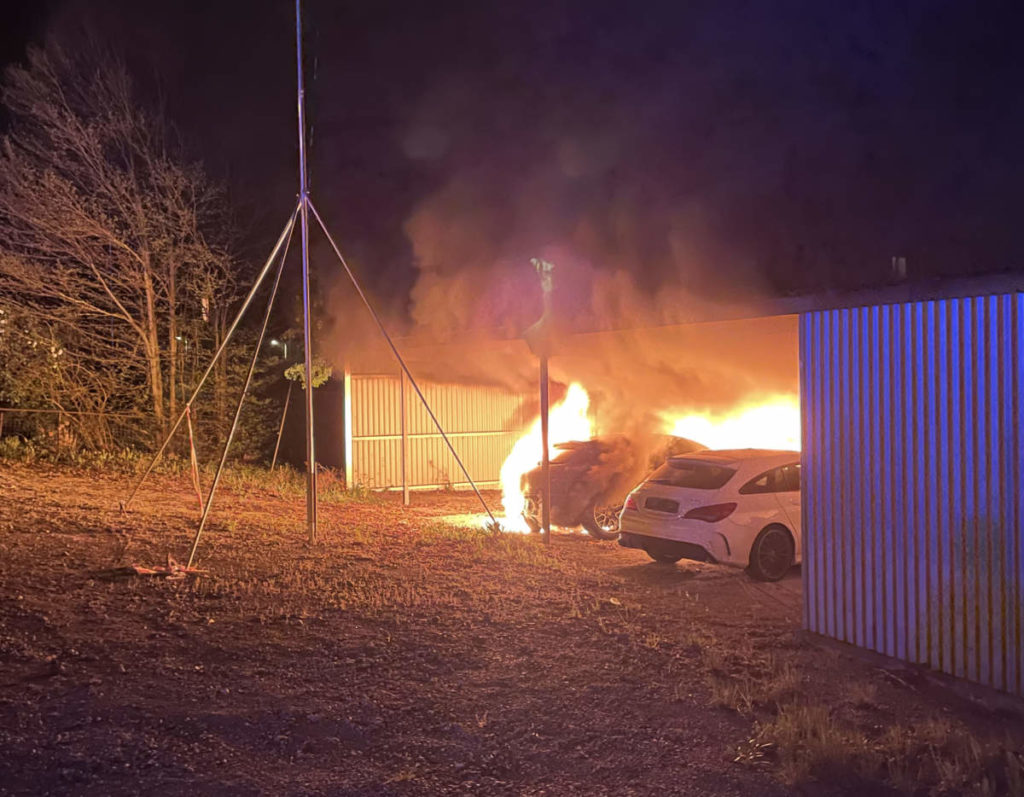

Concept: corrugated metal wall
[[800, 294, 1024, 695], [347, 374, 530, 489]]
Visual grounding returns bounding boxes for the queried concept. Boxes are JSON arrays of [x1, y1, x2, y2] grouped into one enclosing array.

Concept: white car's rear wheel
[[747, 525, 795, 581]]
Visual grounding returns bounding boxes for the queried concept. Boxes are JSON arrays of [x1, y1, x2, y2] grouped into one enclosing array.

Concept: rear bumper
[[619, 511, 737, 564], [618, 532, 717, 564]]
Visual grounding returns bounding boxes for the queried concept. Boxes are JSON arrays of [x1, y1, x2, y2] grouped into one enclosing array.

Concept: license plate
[[644, 497, 680, 514]]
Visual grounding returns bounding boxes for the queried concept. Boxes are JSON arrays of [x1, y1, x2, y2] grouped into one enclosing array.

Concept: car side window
[[741, 465, 770, 489], [778, 463, 801, 492], [739, 463, 801, 494]]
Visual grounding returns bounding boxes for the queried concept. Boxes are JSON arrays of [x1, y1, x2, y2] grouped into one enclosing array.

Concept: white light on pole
[[270, 339, 288, 359]]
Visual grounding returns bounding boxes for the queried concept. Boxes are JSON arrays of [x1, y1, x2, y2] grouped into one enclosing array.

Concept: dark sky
[[4, 1, 1024, 330]]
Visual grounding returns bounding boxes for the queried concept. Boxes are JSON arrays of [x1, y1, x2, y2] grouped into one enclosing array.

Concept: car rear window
[[646, 459, 735, 490]]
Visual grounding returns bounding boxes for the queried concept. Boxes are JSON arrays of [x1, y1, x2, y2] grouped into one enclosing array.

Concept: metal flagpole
[[295, 0, 317, 544]]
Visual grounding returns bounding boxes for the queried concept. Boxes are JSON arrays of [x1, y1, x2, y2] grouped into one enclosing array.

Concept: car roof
[[668, 449, 799, 467]]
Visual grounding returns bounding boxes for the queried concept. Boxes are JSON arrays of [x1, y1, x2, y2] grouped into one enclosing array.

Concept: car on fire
[[617, 449, 801, 581], [520, 435, 704, 540]]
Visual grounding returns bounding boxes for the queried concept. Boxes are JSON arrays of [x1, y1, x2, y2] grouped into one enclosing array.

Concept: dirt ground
[[1, 463, 1022, 796]]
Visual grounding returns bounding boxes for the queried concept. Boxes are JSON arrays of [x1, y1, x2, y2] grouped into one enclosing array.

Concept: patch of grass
[[710, 672, 757, 714], [214, 463, 382, 505], [751, 704, 860, 785], [844, 678, 879, 709], [418, 522, 571, 572], [746, 703, 1024, 795], [0, 441, 383, 505], [701, 649, 801, 715]]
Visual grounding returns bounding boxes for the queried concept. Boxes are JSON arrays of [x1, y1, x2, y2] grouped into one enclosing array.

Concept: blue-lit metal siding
[[800, 294, 1024, 695]]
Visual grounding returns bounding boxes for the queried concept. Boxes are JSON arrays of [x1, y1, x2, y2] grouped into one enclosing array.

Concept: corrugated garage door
[[800, 294, 1024, 695], [346, 374, 530, 489]]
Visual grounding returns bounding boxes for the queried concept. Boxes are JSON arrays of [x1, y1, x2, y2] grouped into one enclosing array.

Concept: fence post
[[400, 369, 409, 506], [343, 366, 353, 489]]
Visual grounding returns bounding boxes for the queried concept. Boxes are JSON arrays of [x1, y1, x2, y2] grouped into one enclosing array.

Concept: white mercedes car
[[617, 449, 801, 581]]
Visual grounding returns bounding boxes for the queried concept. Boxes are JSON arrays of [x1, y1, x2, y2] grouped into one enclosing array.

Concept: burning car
[[519, 435, 704, 539], [617, 449, 801, 580]]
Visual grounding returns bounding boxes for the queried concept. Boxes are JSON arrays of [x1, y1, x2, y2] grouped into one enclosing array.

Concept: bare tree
[[0, 43, 240, 444]]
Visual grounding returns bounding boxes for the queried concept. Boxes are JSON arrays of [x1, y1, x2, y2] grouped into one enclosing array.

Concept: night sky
[[3, 1, 1024, 333]]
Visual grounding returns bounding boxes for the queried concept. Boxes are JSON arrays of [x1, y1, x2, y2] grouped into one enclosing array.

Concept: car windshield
[[646, 459, 735, 489]]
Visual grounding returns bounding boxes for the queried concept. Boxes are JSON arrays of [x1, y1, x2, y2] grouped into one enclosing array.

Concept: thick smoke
[[323, 28, 802, 437]]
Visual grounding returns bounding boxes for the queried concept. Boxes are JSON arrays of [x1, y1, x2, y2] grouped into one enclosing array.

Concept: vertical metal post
[[295, 0, 317, 544], [343, 366, 353, 489], [529, 257, 555, 545], [400, 369, 410, 506], [270, 381, 293, 471], [540, 356, 551, 544]]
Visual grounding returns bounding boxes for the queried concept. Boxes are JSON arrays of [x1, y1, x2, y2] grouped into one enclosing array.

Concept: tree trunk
[[142, 258, 165, 436], [214, 305, 227, 444], [168, 262, 178, 422]]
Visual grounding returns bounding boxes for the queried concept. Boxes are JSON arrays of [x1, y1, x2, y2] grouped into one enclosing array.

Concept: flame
[[498, 382, 593, 532], [663, 395, 801, 451]]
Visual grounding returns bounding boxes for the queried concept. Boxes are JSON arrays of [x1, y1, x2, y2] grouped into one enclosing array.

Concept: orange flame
[[663, 395, 801, 451], [498, 383, 592, 532]]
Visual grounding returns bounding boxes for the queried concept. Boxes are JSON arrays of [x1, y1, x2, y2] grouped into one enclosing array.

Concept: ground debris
[[93, 553, 206, 581]]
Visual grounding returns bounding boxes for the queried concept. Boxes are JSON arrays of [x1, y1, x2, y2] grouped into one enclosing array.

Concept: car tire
[[746, 525, 795, 582], [645, 547, 683, 564], [581, 502, 621, 540], [522, 497, 542, 534]]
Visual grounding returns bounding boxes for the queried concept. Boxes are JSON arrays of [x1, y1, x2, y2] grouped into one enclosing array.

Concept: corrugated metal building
[[799, 282, 1024, 696], [343, 372, 530, 490]]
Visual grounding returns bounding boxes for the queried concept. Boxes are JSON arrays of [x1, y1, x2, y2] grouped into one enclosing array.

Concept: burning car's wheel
[[523, 497, 542, 534], [581, 502, 621, 540], [747, 525, 795, 582]]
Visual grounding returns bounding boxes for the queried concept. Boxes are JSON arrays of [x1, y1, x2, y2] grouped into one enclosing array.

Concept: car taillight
[[683, 502, 736, 523], [624, 494, 639, 511]]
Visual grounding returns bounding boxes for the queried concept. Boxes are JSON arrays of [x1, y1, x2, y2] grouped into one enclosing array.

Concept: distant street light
[[269, 339, 288, 359]]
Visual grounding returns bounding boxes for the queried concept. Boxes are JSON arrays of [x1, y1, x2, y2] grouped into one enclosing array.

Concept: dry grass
[[748, 706, 1024, 795], [2, 461, 1023, 796], [606, 590, 1024, 795], [734, 687, 1024, 795]]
